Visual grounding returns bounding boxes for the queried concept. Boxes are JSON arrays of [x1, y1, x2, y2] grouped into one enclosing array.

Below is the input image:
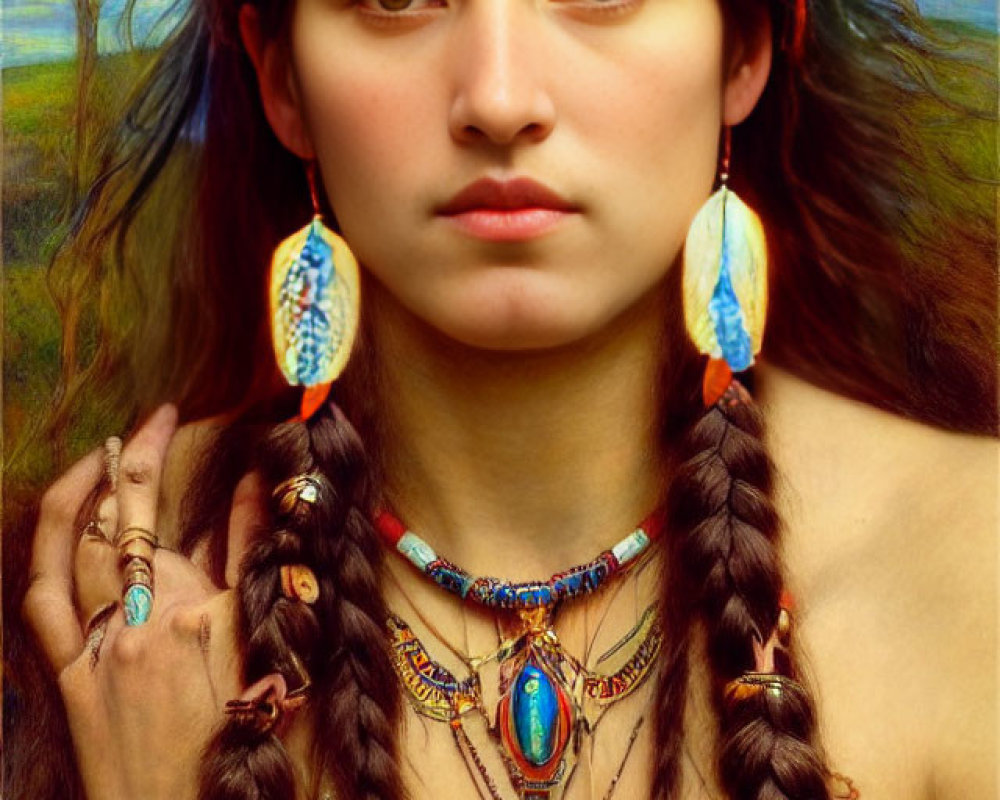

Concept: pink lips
[[436, 177, 579, 242]]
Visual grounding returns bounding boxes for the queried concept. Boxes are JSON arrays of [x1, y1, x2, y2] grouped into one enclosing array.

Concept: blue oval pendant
[[511, 663, 560, 766]]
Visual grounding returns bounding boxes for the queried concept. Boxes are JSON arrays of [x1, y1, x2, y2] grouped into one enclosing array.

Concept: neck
[[366, 281, 673, 581]]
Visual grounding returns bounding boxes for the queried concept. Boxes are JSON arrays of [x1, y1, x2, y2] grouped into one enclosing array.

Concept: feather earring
[[269, 161, 361, 421], [683, 127, 768, 406]]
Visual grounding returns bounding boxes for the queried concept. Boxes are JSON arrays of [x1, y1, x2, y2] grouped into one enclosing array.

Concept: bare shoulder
[[756, 362, 997, 799], [756, 362, 997, 564]]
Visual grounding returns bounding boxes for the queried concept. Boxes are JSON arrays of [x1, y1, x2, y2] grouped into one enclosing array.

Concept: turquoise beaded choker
[[373, 510, 664, 609]]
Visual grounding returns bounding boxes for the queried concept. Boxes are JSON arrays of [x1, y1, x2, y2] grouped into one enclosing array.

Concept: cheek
[[293, 40, 441, 223], [569, 14, 724, 282], [577, 12, 724, 194]]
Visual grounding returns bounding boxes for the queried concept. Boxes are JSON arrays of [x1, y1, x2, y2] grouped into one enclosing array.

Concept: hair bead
[[272, 472, 323, 516], [723, 672, 799, 705], [280, 564, 320, 604]]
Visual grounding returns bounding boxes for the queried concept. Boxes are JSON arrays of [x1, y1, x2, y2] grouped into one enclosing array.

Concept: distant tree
[[70, 0, 101, 203]]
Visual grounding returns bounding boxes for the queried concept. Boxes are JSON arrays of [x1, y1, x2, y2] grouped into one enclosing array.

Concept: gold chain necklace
[[382, 542, 662, 800]]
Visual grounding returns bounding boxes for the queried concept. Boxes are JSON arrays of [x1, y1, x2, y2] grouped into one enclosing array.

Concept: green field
[[3, 53, 152, 484]]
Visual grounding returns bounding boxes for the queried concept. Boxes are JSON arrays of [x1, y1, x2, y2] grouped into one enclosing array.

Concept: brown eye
[[356, 0, 445, 20], [377, 0, 414, 10]]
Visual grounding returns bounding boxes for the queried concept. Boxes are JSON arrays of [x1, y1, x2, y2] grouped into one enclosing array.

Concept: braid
[[657, 375, 831, 799], [305, 403, 405, 800], [199, 400, 405, 800]]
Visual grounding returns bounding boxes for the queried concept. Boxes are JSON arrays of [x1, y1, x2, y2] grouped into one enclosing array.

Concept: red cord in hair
[[789, 0, 808, 64]]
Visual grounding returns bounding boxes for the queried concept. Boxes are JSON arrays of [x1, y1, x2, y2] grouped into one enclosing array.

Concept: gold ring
[[122, 555, 154, 583], [115, 525, 158, 549], [115, 526, 158, 569], [123, 570, 153, 591]]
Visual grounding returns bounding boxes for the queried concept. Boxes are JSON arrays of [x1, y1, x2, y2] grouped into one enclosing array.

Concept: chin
[[431, 301, 619, 354], [441, 324, 584, 353], [425, 278, 603, 352], [370, 268, 658, 355]]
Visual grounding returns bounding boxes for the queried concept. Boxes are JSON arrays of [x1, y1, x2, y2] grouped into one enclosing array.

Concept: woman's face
[[245, 0, 771, 351]]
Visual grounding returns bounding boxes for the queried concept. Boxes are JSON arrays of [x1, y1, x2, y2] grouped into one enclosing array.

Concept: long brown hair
[[5, 0, 996, 797]]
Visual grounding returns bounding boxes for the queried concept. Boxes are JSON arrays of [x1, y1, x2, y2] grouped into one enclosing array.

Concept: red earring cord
[[306, 161, 322, 216], [720, 126, 732, 185], [790, 0, 808, 64]]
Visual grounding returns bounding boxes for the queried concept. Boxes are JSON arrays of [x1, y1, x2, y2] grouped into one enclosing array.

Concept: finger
[[200, 590, 242, 708], [95, 490, 120, 538], [155, 547, 219, 600], [87, 588, 238, 712], [115, 405, 178, 623], [116, 404, 179, 540], [74, 491, 122, 624], [75, 549, 219, 683], [190, 538, 214, 579], [24, 447, 105, 673], [75, 531, 121, 628], [151, 589, 241, 712], [77, 507, 220, 643], [57, 648, 127, 800], [224, 471, 268, 588], [58, 591, 236, 800], [78, 541, 219, 649], [72, 478, 110, 536]]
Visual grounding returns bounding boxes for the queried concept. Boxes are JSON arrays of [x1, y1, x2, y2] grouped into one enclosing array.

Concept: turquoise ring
[[124, 584, 153, 626], [122, 556, 154, 626]]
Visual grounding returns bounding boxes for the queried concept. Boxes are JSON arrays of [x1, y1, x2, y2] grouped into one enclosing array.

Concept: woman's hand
[[22, 404, 259, 800]]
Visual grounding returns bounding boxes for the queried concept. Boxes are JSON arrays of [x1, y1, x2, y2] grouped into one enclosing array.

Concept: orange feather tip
[[300, 383, 332, 421], [702, 358, 733, 407]]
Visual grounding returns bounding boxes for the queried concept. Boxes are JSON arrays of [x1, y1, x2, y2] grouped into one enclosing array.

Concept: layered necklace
[[374, 510, 666, 800]]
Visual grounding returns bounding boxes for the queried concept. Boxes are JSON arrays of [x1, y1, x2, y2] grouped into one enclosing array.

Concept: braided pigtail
[[199, 400, 404, 800], [668, 375, 831, 799]]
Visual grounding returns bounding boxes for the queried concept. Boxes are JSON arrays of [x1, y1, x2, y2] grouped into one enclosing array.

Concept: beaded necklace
[[374, 510, 665, 800]]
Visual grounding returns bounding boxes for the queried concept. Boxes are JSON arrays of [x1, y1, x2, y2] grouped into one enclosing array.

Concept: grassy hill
[[3, 51, 156, 479]]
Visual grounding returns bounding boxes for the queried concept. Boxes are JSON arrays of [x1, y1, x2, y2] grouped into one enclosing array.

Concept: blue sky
[[1, 0, 996, 68], [1, 0, 184, 67], [918, 0, 996, 28]]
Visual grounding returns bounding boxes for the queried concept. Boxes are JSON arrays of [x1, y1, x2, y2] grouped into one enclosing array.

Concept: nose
[[447, 0, 557, 147]]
